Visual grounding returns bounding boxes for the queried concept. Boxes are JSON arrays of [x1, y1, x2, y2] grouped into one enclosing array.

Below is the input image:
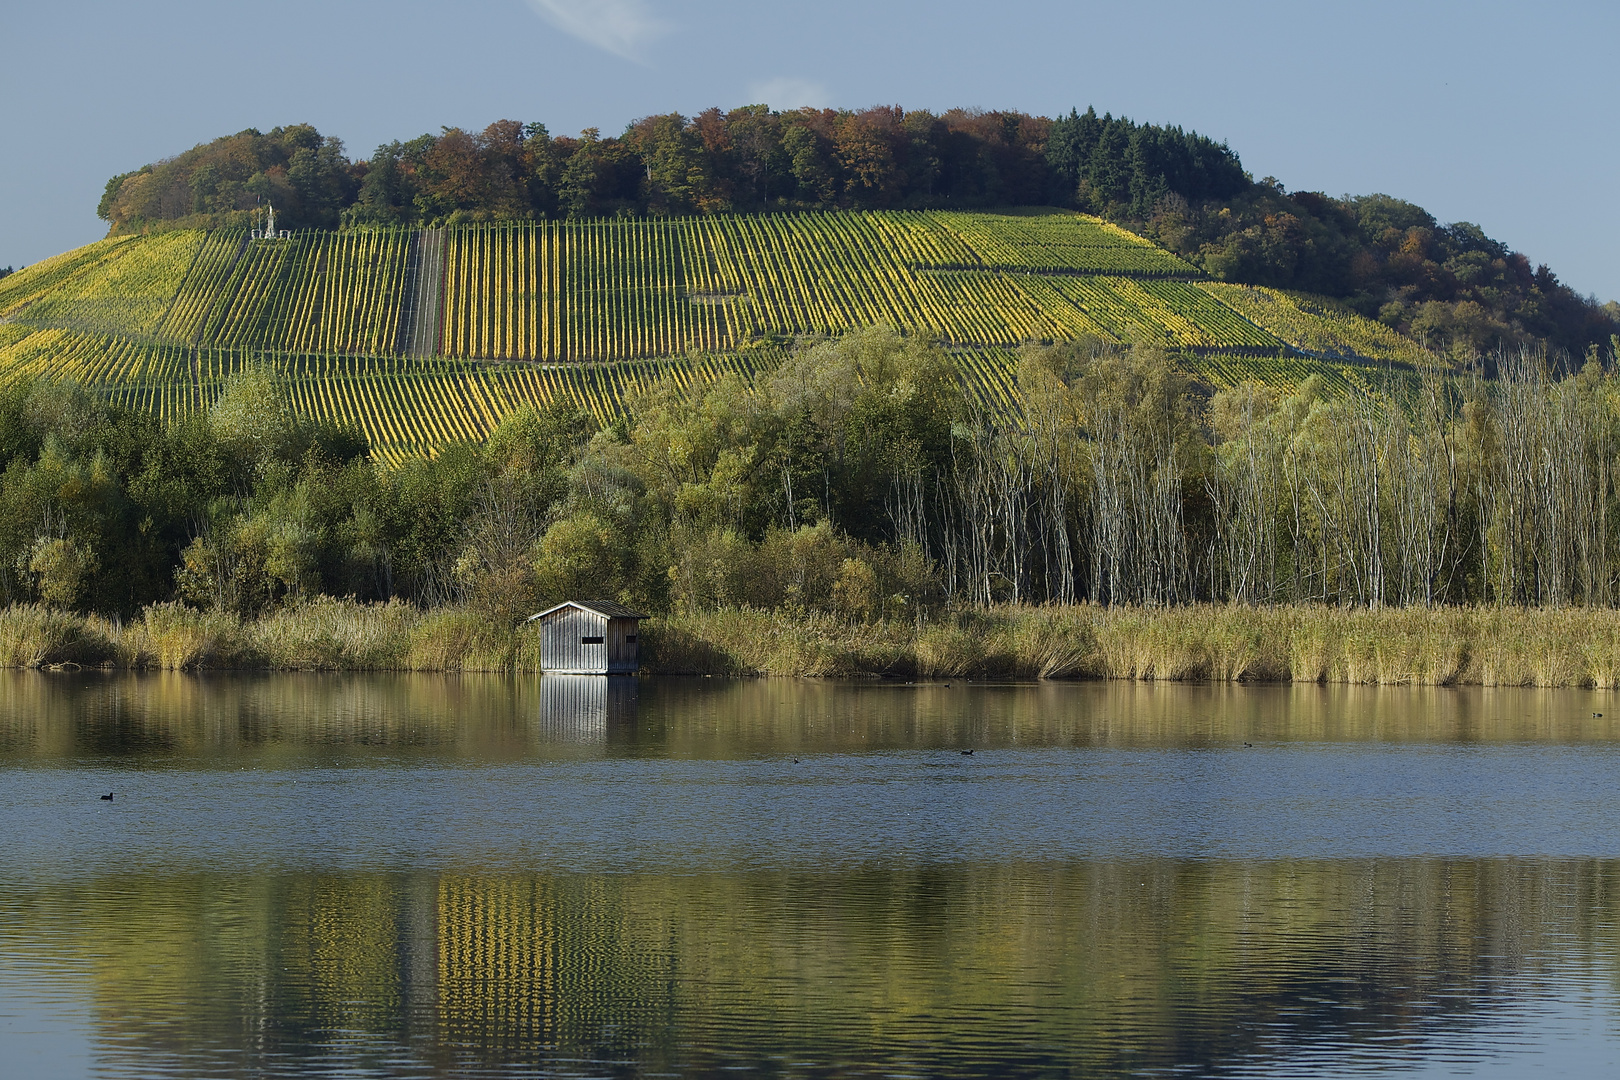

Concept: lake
[[3, 673, 1620, 1077]]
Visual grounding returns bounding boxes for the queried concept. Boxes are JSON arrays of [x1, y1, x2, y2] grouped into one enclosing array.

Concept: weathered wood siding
[[540, 607, 609, 673], [607, 617, 639, 674]]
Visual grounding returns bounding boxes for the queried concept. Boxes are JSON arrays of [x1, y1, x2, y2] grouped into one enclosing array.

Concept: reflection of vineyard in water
[[7, 676, 1620, 1072], [4, 859, 1615, 1074], [0, 211, 1428, 463]]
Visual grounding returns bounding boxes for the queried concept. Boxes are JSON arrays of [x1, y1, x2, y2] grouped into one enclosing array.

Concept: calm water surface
[[4, 673, 1620, 1077]]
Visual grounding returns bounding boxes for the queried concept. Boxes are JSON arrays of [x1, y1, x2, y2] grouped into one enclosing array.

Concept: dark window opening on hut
[[626, 636, 637, 643], [581, 636, 604, 644]]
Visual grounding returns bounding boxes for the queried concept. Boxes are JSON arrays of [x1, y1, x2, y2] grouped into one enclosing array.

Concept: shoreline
[[7, 600, 1620, 687]]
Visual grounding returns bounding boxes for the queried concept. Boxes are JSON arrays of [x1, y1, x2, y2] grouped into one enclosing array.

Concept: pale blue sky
[[3, 1, 1615, 299]]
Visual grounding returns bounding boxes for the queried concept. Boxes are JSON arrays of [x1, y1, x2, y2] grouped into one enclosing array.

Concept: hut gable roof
[[528, 600, 647, 622]]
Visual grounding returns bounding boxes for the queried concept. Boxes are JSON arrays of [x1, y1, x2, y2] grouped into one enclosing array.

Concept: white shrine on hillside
[[251, 203, 291, 240]]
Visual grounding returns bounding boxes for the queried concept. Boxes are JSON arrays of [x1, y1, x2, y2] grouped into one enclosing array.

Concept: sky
[[3, 0, 1615, 300]]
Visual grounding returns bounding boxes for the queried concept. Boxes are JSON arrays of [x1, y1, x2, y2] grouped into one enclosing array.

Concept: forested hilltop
[[96, 106, 1618, 360]]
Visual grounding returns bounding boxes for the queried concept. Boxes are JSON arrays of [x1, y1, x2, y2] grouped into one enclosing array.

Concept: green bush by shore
[[9, 599, 1620, 688]]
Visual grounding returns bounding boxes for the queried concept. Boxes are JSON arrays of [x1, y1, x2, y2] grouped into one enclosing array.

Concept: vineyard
[[0, 322, 779, 467], [0, 237, 139, 319], [1195, 283, 1432, 367], [920, 211, 1197, 275], [1, 210, 1295, 359], [0, 208, 1431, 460]]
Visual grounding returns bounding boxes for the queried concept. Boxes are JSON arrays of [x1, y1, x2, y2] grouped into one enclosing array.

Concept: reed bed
[[616, 604, 1620, 686], [7, 600, 1620, 686]]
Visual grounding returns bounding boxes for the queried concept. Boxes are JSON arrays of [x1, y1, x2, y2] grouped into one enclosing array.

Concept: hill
[[86, 108, 1620, 362], [0, 209, 1429, 462]]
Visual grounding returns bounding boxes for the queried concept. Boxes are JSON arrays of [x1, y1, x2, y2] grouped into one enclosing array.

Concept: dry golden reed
[[4, 600, 1620, 685], [646, 604, 1620, 686]]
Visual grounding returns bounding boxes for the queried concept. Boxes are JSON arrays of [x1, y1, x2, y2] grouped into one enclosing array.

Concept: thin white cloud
[[525, 0, 668, 62], [745, 77, 831, 111]]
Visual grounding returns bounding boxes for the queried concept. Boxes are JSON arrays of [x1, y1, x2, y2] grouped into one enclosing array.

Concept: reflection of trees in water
[[0, 671, 551, 757], [629, 680, 1620, 756], [8, 858, 1620, 1074], [5, 673, 1620, 760]]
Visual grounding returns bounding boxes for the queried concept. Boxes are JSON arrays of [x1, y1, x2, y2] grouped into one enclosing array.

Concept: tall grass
[[647, 604, 1620, 687], [0, 604, 119, 668], [7, 599, 1620, 686], [0, 599, 527, 672]]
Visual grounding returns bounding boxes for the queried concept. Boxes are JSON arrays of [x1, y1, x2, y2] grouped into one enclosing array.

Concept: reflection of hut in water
[[538, 674, 638, 740], [528, 601, 645, 674]]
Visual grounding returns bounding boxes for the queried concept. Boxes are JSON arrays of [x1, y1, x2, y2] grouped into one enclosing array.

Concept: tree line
[[9, 328, 1620, 623], [100, 109, 1228, 231]]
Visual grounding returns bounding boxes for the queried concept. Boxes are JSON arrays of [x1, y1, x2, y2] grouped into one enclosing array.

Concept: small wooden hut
[[528, 600, 646, 674]]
